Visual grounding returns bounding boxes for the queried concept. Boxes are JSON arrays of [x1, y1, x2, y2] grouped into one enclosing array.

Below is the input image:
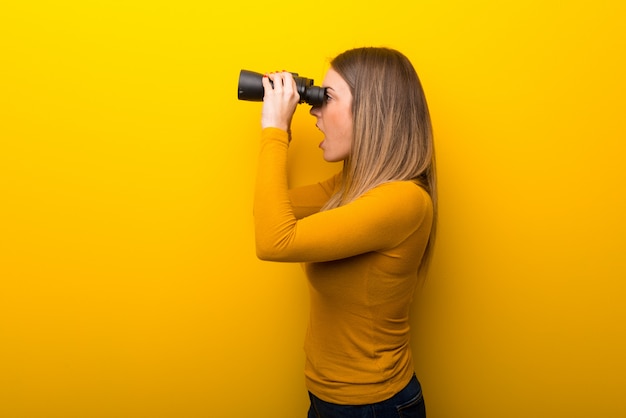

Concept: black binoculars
[[237, 69, 326, 106]]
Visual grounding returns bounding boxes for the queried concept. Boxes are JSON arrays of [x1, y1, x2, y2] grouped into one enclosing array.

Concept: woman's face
[[309, 68, 353, 162]]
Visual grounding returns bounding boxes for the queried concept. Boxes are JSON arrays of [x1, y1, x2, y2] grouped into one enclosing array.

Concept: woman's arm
[[254, 129, 432, 263], [288, 173, 340, 219]]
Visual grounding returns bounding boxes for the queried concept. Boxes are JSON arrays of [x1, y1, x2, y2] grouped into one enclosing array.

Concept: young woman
[[254, 47, 436, 418]]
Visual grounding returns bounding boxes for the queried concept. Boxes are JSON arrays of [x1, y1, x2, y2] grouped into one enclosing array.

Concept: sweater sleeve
[[288, 172, 341, 219], [254, 128, 432, 263]]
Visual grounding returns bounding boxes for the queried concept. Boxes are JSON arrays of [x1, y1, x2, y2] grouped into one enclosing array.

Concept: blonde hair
[[322, 47, 437, 273]]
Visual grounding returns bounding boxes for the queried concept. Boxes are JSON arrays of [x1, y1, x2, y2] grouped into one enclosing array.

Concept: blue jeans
[[307, 375, 426, 418]]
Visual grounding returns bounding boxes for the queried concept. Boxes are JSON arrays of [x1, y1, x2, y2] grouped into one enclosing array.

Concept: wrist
[[261, 127, 291, 143]]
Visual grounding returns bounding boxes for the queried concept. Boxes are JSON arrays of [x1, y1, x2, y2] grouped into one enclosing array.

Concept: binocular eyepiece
[[237, 69, 326, 106]]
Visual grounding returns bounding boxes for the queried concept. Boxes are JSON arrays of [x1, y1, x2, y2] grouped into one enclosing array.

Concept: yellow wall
[[1, 1, 624, 417]]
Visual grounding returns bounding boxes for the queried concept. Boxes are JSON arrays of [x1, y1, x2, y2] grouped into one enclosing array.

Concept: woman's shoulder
[[365, 180, 432, 212], [373, 180, 429, 197], [357, 181, 432, 231]]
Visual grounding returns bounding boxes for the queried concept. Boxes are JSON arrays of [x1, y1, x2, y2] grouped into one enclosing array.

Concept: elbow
[[255, 237, 292, 262], [255, 247, 275, 262], [255, 238, 281, 262]]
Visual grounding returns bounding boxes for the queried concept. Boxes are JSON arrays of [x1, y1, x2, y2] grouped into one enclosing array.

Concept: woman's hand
[[261, 71, 300, 132]]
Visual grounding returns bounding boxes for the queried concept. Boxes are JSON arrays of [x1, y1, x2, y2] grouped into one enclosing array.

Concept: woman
[[254, 47, 436, 417]]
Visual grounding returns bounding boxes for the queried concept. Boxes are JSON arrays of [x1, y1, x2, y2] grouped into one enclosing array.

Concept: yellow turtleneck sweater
[[254, 128, 433, 405]]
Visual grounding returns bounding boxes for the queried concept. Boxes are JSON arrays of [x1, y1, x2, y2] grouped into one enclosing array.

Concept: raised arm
[[254, 128, 431, 263]]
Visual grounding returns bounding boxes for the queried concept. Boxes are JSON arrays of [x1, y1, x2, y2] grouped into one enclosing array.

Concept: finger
[[281, 71, 295, 94], [271, 72, 284, 93], [261, 73, 271, 89], [261, 73, 273, 100]]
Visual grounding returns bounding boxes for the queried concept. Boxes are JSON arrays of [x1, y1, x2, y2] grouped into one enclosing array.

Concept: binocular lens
[[237, 70, 326, 106]]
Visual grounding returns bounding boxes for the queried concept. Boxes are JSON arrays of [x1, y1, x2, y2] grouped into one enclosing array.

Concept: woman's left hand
[[261, 71, 300, 132]]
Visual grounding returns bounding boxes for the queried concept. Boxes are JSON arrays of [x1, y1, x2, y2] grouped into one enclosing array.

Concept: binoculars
[[237, 69, 326, 106]]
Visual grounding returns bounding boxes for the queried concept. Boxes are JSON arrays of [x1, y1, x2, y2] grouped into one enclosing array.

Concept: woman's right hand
[[261, 71, 300, 132]]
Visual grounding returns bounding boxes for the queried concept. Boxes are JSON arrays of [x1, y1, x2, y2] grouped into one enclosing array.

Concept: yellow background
[[1, 1, 625, 417]]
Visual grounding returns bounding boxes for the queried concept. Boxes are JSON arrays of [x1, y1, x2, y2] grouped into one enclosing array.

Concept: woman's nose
[[309, 105, 321, 117]]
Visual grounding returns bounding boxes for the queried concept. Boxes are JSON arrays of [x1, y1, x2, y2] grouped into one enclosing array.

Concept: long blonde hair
[[322, 47, 438, 273]]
